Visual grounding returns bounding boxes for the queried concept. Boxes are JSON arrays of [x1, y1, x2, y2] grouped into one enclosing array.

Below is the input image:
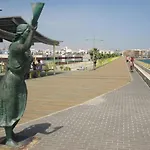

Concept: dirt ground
[[19, 56, 130, 124]]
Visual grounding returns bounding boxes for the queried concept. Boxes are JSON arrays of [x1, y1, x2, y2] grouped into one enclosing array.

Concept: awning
[[0, 16, 61, 46]]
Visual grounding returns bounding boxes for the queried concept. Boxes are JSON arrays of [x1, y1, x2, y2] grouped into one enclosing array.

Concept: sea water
[[139, 59, 150, 64]]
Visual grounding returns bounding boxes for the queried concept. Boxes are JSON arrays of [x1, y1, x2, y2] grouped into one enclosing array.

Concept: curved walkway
[[2, 57, 146, 150], [7, 60, 150, 150], [19, 57, 130, 124]]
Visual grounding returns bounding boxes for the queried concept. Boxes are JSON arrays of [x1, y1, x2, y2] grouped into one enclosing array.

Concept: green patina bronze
[[0, 3, 44, 147]]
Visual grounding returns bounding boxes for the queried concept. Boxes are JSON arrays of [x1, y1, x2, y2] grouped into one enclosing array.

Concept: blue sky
[[0, 0, 150, 50]]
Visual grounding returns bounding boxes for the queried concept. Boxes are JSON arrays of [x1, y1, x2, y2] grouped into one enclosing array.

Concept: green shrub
[[60, 65, 64, 71], [64, 66, 71, 71]]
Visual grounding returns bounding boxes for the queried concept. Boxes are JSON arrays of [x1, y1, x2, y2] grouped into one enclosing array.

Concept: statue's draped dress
[[0, 43, 33, 127]]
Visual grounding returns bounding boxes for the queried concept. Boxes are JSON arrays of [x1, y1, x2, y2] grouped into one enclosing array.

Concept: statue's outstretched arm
[[19, 24, 37, 52], [22, 27, 35, 51]]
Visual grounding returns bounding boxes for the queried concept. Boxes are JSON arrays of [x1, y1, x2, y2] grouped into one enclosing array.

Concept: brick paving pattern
[[9, 68, 150, 150], [1, 57, 143, 150]]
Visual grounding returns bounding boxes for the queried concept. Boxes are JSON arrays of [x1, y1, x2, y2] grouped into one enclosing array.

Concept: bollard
[[29, 72, 32, 79]]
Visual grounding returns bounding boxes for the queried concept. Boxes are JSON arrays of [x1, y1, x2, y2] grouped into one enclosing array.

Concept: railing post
[[53, 44, 56, 75]]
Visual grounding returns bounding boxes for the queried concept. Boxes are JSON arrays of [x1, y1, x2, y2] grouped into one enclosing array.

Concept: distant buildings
[[0, 46, 122, 63], [31, 46, 121, 56], [123, 49, 150, 58], [99, 50, 114, 54], [98, 49, 121, 55]]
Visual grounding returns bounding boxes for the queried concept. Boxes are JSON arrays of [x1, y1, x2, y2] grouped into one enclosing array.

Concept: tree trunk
[[93, 61, 96, 70]]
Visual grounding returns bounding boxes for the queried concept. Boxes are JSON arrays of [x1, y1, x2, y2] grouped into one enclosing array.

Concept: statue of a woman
[[0, 23, 37, 146]]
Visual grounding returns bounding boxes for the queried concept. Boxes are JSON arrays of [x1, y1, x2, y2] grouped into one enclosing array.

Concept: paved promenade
[[19, 57, 130, 124], [2, 57, 147, 150], [13, 61, 150, 150]]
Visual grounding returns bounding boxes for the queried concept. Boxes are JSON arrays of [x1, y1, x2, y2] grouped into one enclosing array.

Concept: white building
[[78, 49, 88, 54], [99, 50, 115, 54]]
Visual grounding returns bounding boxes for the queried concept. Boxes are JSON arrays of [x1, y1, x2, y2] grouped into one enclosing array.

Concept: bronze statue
[[0, 3, 44, 147]]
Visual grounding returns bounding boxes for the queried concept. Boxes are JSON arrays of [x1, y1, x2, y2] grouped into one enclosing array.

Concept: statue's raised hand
[[31, 21, 38, 31], [34, 25, 38, 30], [33, 21, 38, 30]]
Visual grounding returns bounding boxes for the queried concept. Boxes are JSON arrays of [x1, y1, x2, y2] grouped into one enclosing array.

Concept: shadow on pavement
[[14, 123, 63, 142], [0, 123, 63, 145]]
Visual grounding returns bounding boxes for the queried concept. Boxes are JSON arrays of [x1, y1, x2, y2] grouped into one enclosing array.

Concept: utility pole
[[53, 44, 56, 75], [52, 41, 63, 75], [86, 37, 103, 70], [85, 36, 103, 49]]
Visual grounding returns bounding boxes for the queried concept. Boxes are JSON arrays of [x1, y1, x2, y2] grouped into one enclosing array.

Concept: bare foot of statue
[[4, 127, 18, 147], [6, 139, 18, 147]]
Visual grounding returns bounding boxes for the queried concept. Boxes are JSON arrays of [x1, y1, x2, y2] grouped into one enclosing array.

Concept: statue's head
[[16, 24, 28, 35], [13, 24, 28, 42]]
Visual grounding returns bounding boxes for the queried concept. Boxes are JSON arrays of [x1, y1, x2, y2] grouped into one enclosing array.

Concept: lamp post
[[53, 41, 63, 75], [53, 44, 56, 75], [86, 37, 104, 60], [85, 37, 104, 70], [85, 37, 103, 49]]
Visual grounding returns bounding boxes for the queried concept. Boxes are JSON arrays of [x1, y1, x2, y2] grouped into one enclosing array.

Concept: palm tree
[[89, 48, 99, 70]]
